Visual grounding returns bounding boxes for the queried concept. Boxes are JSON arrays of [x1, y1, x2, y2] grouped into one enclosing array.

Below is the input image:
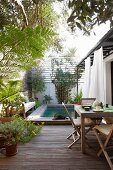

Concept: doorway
[[111, 61, 113, 105]]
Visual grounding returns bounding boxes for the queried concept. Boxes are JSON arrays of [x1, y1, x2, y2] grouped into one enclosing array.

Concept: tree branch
[[14, 0, 28, 28]]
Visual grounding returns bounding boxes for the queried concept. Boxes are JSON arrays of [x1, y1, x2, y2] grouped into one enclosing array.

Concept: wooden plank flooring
[[0, 125, 111, 170]]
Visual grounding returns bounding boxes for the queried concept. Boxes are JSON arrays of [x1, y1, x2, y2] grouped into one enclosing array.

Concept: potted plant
[[0, 115, 43, 156], [43, 95, 52, 104], [75, 90, 83, 105], [66, 96, 74, 104]]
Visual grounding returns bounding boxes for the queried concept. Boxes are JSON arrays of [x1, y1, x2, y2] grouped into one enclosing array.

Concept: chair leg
[[85, 126, 93, 134], [97, 131, 113, 157], [68, 135, 80, 149], [67, 130, 77, 139], [94, 129, 113, 170]]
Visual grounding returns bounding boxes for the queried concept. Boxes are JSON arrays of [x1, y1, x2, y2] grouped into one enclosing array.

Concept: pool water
[[41, 106, 74, 117]]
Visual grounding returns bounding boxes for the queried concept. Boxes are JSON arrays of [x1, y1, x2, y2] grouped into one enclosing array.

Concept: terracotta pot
[[77, 102, 81, 105], [0, 117, 12, 123], [5, 144, 18, 156]]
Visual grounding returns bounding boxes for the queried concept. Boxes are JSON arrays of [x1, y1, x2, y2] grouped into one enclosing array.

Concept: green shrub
[[0, 115, 44, 145]]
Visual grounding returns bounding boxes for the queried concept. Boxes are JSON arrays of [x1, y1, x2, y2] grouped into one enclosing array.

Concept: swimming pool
[[27, 104, 76, 124], [41, 105, 74, 117]]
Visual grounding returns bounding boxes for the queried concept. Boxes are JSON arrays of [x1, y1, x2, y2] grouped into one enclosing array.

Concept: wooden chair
[[94, 124, 113, 170], [62, 103, 95, 148]]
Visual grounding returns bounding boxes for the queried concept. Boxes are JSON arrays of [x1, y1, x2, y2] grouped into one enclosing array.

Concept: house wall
[[36, 82, 58, 104], [36, 82, 78, 104], [104, 53, 113, 105], [76, 72, 85, 95]]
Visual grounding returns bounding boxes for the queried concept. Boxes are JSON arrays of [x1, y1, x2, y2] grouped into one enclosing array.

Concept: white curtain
[[89, 47, 105, 103], [83, 57, 91, 97]]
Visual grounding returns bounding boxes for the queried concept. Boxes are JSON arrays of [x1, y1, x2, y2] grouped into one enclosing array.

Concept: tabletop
[[74, 105, 113, 118]]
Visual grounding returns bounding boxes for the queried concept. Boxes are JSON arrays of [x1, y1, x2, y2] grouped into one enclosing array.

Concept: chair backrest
[[81, 98, 96, 105], [62, 103, 77, 128]]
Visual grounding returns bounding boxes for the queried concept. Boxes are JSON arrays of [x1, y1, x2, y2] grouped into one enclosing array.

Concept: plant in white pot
[[0, 115, 43, 156]]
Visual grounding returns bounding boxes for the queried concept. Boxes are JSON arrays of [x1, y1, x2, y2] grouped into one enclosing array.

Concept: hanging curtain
[[89, 47, 105, 103], [83, 57, 91, 97]]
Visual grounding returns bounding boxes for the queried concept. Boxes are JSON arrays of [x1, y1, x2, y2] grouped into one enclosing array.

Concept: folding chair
[[62, 103, 95, 148], [94, 124, 113, 170]]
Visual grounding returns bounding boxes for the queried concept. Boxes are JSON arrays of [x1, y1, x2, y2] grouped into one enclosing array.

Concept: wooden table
[[75, 105, 113, 154]]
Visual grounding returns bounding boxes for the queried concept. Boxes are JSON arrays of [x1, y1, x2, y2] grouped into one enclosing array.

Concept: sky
[[53, 2, 110, 63], [58, 22, 110, 62]]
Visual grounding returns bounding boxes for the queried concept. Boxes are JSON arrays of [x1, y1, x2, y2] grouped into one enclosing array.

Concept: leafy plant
[[43, 95, 52, 104], [0, 80, 26, 117], [52, 68, 76, 103], [51, 51, 83, 104], [0, 0, 57, 30], [0, 115, 43, 145], [0, 25, 55, 79], [35, 100, 41, 109], [22, 67, 45, 99], [67, 0, 113, 34], [0, 80, 20, 103], [75, 90, 83, 103], [65, 96, 74, 104]]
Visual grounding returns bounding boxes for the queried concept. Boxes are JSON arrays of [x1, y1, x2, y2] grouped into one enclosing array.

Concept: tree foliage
[[0, 80, 21, 103], [51, 48, 83, 103], [0, 25, 55, 79], [52, 68, 76, 103], [22, 67, 45, 99], [0, 0, 57, 80], [0, 0, 57, 30], [67, 0, 112, 34]]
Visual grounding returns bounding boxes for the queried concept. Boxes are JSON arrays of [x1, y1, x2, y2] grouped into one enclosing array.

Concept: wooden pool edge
[[28, 119, 72, 125], [27, 104, 74, 125]]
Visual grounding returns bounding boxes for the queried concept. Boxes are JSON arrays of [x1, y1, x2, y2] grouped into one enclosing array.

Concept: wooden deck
[[0, 125, 111, 170]]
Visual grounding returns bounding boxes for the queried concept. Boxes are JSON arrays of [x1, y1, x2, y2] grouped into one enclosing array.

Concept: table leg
[[81, 115, 86, 153]]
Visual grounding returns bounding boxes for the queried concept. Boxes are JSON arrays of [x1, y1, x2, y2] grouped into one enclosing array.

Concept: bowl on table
[[81, 105, 92, 110], [83, 106, 91, 111]]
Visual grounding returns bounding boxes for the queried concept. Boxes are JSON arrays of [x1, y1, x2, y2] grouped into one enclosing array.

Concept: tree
[[52, 68, 76, 103], [51, 47, 83, 103], [58, 0, 113, 34], [22, 67, 45, 99], [0, 0, 57, 80], [0, 25, 55, 79], [0, 0, 58, 111], [0, 0, 57, 30]]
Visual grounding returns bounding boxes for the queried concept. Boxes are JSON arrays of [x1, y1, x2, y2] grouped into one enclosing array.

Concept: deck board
[[0, 125, 111, 170]]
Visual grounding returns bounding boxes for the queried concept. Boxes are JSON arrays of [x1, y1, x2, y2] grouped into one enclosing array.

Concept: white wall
[[104, 53, 113, 105], [75, 72, 85, 96], [36, 82, 78, 104], [36, 82, 58, 104]]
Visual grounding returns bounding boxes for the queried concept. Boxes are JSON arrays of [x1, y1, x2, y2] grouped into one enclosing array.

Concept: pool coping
[[27, 104, 74, 125]]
